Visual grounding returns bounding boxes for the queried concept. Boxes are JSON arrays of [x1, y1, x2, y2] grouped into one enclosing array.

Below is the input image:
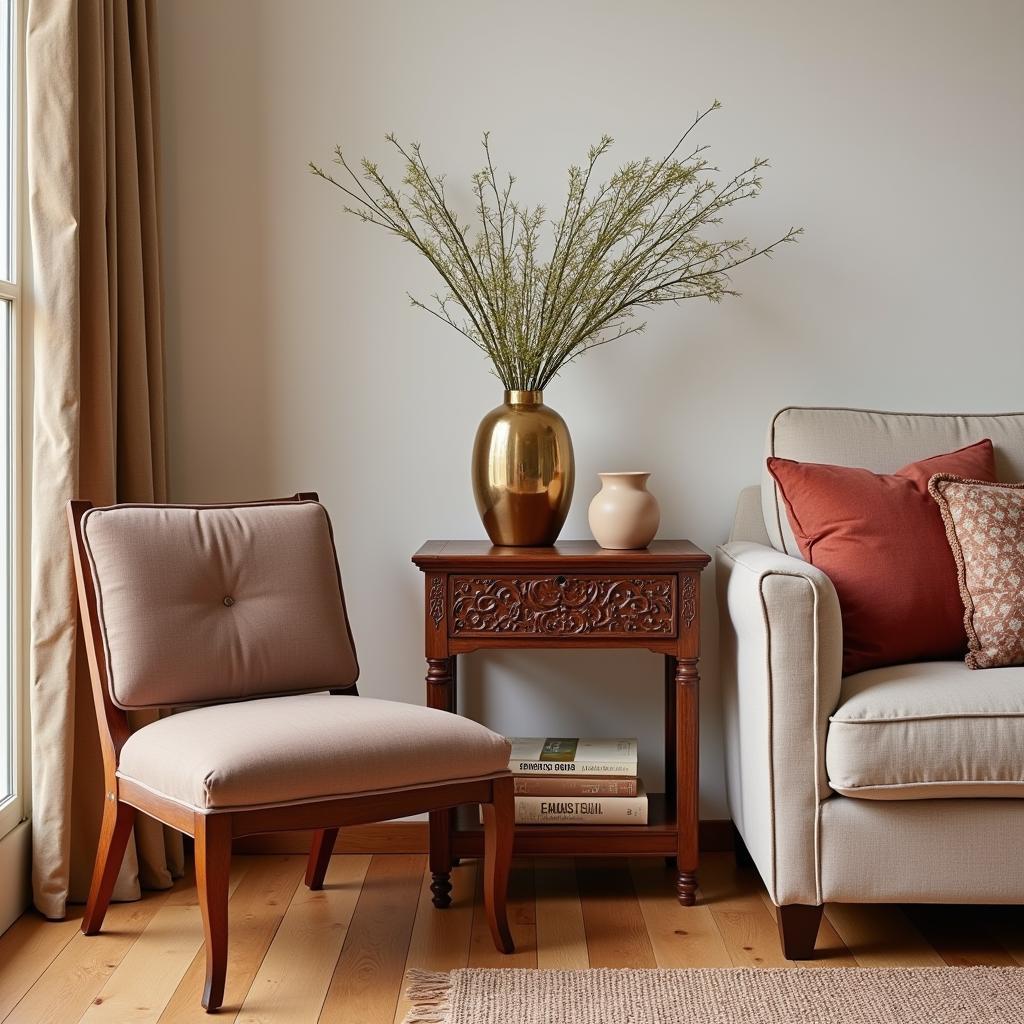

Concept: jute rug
[[403, 967, 1024, 1024]]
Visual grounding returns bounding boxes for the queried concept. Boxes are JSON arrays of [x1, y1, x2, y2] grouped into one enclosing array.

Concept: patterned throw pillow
[[929, 475, 1024, 669]]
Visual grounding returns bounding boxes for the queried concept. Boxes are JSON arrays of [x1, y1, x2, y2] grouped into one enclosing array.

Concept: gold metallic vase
[[472, 390, 575, 547]]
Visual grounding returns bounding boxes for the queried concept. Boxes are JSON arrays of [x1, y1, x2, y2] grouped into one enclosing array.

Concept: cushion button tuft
[[223, 596, 235, 607]]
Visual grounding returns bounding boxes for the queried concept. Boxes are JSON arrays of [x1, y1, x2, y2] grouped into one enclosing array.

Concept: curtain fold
[[26, 0, 181, 919]]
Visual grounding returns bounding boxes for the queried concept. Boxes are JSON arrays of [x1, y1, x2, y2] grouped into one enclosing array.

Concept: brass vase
[[472, 390, 574, 546]]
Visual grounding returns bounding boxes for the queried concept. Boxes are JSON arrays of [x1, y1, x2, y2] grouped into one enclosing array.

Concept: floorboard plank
[[697, 854, 792, 968], [392, 861, 477, 1024], [468, 859, 537, 969], [825, 904, 945, 967], [77, 866, 247, 1024], [577, 859, 655, 969], [6, 851, 1022, 1024], [630, 859, 731, 968], [981, 905, 1024, 967], [534, 859, 588, 970], [5, 885, 180, 1024], [234, 856, 370, 1024], [0, 909, 83, 1021], [904, 905, 1019, 967], [157, 856, 305, 1023], [318, 855, 424, 1024]]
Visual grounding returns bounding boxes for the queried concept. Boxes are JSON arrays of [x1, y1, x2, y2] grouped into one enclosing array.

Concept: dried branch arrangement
[[311, 101, 800, 391]]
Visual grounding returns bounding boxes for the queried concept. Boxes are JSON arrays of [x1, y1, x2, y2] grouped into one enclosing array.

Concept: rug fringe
[[402, 969, 452, 1024]]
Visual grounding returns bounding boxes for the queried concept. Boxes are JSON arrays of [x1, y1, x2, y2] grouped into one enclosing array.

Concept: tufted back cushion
[[81, 501, 359, 709], [762, 407, 1024, 556]]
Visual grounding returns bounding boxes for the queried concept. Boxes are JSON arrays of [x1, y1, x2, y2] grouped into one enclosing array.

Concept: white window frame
[[0, 0, 26, 846]]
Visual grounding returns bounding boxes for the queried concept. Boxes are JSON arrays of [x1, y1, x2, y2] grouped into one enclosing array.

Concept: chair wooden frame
[[67, 494, 514, 1013]]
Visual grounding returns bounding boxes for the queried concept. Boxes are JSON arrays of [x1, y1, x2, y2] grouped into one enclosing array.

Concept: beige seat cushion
[[826, 661, 1024, 799], [117, 694, 511, 811], [82, 501, 359, 709]]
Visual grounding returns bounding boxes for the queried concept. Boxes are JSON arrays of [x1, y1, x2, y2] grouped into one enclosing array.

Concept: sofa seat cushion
[[826, 661, 1024, 799], [117, 694, 511, 811]]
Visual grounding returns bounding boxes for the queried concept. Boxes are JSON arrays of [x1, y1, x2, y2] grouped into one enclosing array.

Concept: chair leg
[[776, 903, 824, 959], [305, 828, 339, 890], [481, 775, 515, 954], [82, 797, 135, 936], [195, 813, 233, 1013]]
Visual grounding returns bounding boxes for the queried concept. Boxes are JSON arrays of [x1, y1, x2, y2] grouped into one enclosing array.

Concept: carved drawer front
[[449, 574, 677, 638]]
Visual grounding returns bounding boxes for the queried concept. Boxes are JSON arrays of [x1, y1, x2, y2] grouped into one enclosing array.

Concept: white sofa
[[717, 407, 1024, 957]]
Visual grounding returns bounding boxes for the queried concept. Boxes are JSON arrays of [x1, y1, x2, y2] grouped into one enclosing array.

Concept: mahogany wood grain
[[425, 657, 456, 909], [675, 656, 700, 905], [194, 813, 233, 1011], [468, 860, 537, 969], [304, 828, 338, 891], [81, 798, 136, 936], [413, 541, 711, 905], [413, 539, 708, 569], [482, 775, 515, 953], [158, 856, 305, 1022]]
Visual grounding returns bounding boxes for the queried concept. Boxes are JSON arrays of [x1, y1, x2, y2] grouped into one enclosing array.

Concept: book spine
[[514, 794, 648, 825], [513, 776, 639, 797], [510, 760, 637, 777]]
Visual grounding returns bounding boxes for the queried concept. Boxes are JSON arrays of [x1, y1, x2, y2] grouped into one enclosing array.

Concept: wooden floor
[[1, 852, 1022, 1023]]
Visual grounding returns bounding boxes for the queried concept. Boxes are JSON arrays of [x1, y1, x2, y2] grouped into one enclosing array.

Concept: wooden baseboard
[[234, 818, 735, 856]]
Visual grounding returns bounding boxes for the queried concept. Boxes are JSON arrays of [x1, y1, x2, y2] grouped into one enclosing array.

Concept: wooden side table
[[412, 540, 711, 907]]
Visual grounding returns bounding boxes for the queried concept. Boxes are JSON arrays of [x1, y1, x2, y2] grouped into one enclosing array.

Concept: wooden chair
[[67, 494, 514, 1013]]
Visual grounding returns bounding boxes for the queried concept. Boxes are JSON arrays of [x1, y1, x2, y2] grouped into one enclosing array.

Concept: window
[[0, 0, 21, 843]]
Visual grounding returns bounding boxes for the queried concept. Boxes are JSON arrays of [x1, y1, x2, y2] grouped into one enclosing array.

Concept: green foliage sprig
[[311, 102, 800, 391]]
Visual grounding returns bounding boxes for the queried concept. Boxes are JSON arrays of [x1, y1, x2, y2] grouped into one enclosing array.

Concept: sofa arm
[[716, 540, 843, 906]]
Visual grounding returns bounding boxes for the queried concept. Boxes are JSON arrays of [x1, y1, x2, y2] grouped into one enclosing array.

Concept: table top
[[412, 539, 710, 571]]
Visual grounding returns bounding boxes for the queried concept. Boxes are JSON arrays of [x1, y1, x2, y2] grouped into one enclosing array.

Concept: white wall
[[158, 0, 1024, 816]]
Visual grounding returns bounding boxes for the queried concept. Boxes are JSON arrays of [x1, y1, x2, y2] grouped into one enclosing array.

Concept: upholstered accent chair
[[67, 494, 515, 1013], [717, 408, 1024, 958]]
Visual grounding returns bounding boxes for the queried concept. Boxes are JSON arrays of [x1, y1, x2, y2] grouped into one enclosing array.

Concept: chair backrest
[[70, 496, 359, 712], [761, 407, 1024, 556]]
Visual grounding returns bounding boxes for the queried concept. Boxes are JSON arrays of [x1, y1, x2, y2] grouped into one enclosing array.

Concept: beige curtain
[[26, 0, 182, 919]]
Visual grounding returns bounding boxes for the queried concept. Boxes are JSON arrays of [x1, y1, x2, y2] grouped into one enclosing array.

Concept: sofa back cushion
[[768, 441, 995, 674], [81, 500, 359, 709], [762, 408, 1024, 556]]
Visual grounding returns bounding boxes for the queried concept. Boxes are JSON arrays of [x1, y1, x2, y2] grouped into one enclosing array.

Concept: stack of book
[[506, 737, 647, 825]]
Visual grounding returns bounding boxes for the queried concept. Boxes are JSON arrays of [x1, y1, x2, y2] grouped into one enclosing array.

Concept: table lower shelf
[[450, 792, 680, 858]]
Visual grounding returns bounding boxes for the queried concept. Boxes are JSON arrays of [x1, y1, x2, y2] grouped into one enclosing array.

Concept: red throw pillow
[[767, 440, 996, 675]]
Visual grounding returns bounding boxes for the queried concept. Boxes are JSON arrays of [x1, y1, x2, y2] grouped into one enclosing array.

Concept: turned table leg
[[664, 655, 678, 870], [675, 656, 700, 905], [427, 655, 455, 908]]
